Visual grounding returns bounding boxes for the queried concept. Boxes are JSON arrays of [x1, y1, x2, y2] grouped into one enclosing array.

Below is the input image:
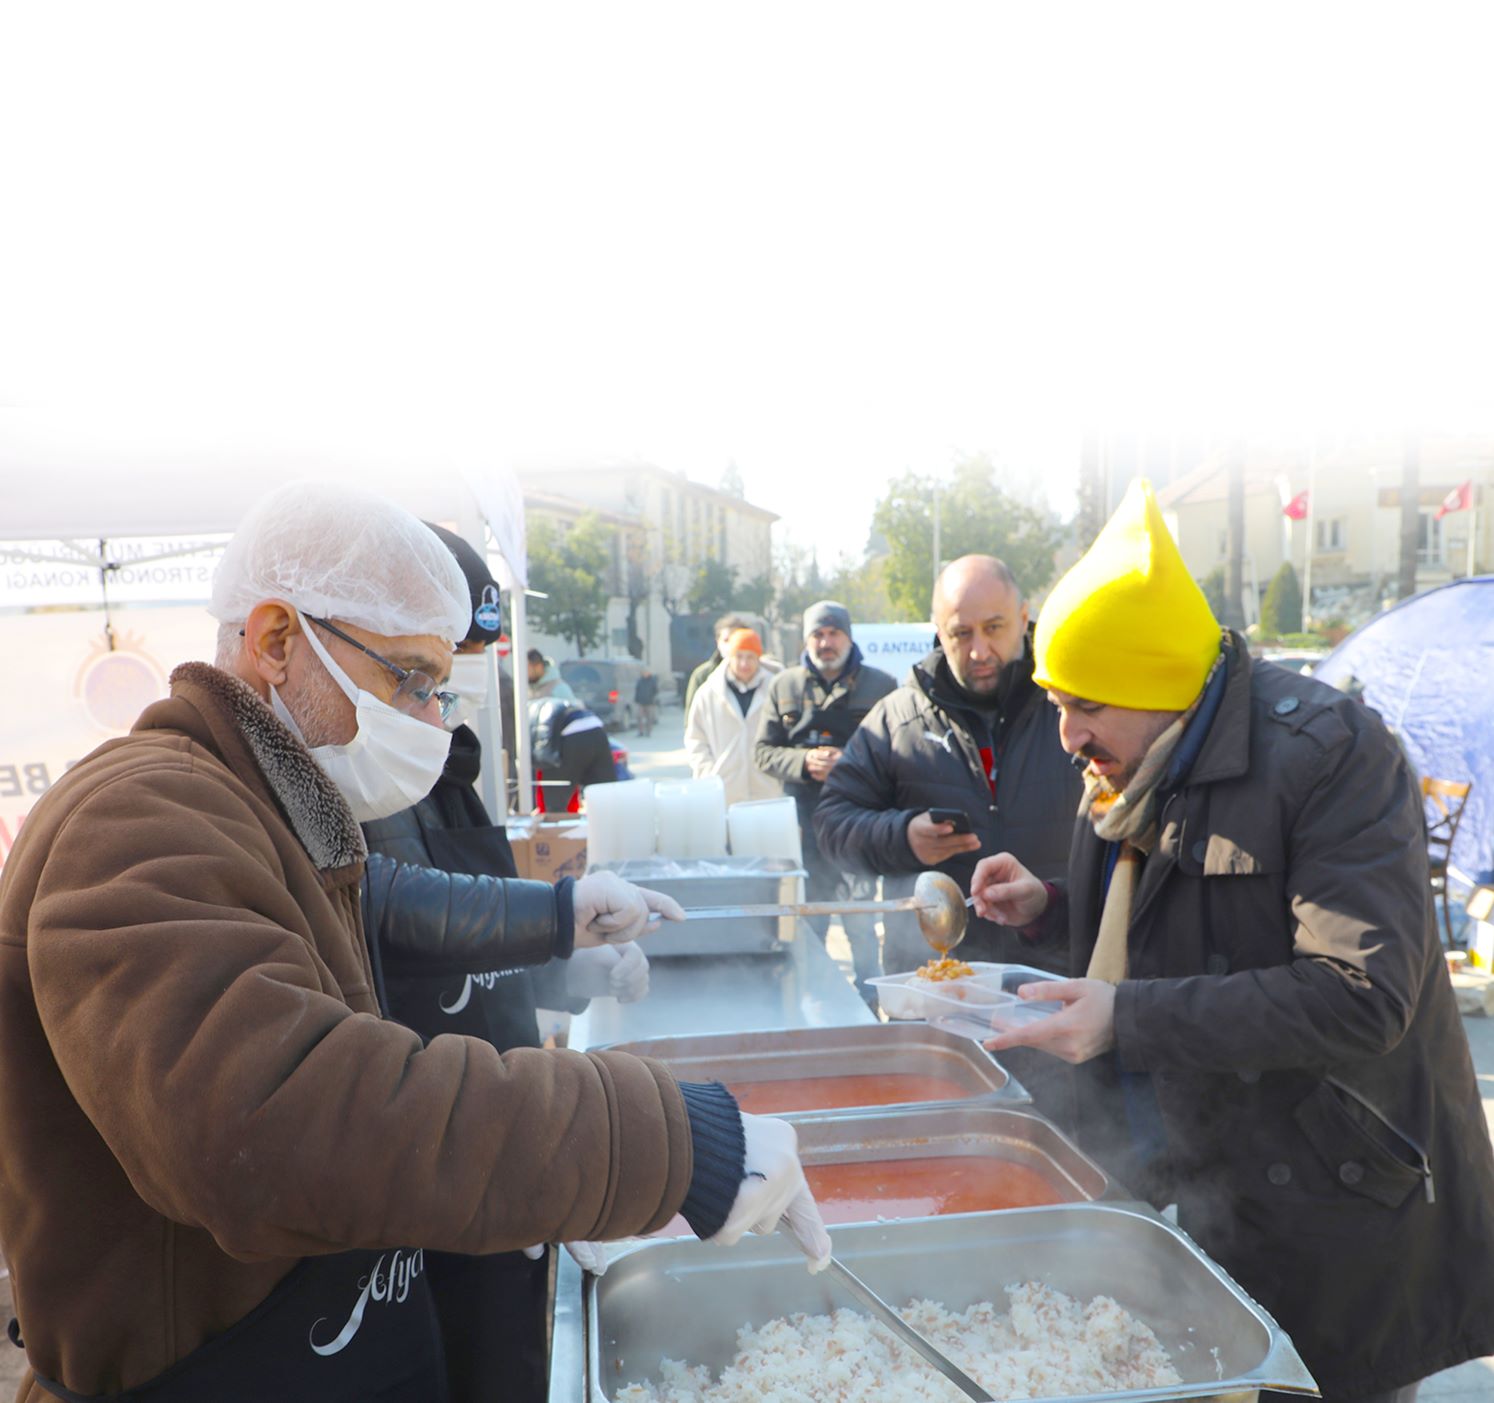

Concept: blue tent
[[1314, 577, 1494, 882]]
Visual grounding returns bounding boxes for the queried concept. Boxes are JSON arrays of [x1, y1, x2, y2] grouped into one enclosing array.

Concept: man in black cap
[[753, 600, 896, 1004], [360, 523, 646, 1403]]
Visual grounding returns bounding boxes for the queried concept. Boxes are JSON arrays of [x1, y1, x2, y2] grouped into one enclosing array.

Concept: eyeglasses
[[304, 614, 459, 724]]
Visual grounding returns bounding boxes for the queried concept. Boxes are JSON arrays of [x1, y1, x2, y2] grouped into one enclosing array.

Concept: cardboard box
[[508, 817, 588, 884]]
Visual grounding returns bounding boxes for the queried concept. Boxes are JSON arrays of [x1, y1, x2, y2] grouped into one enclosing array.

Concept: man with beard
[[815, 557, 1081, 976], [970, 480, 1494, 1402], [0, 482, 830, 1403], [753, 602, 895, 1003]]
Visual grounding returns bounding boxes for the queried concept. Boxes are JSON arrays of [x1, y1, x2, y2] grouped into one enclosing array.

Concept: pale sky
[[4, 2, 1492, 562]]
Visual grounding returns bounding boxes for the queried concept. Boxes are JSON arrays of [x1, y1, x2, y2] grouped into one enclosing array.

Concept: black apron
[[380, 822, 552, 1403], [29, 1249, 447, 1403]]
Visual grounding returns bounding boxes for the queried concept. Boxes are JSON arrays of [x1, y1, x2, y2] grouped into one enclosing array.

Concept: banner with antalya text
[[853, 622, 938, 678], [0, 607, 218, 875]]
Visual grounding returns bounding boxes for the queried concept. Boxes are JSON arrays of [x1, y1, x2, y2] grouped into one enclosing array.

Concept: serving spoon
[[640, 870, 971, 952]]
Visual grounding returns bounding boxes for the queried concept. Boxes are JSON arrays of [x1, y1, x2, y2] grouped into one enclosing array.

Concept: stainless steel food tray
[[791, 1104, 1119, 1208], [588, 1204, 1318, 1403], [596, 1022, 1031, 1115], [596, 857, 805, 956]]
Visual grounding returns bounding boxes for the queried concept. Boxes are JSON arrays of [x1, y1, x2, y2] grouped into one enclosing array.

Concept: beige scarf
[[1080, 662, 1218, 983]]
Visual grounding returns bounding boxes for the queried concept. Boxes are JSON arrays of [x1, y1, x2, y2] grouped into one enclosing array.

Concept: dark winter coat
[[1059, 636, 1494, 1396], [813, 642, 1082, 973], [751, 647, 897, 828]]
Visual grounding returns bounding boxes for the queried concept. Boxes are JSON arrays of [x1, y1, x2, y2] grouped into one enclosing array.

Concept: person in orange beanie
[[685, 627, 783, 807]]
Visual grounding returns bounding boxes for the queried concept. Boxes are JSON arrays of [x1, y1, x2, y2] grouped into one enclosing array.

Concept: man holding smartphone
[[814, 555, 1081, 976], [753, 601, 896, 1005]]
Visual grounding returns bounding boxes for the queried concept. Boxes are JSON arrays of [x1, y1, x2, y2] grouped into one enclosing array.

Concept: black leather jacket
[[360, 727, 580, 1051], [361, 848, 574, 982]]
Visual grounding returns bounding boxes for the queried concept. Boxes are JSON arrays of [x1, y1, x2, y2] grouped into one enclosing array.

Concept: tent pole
[[477, 642, 504, 821], [512, 587, 533, 816]]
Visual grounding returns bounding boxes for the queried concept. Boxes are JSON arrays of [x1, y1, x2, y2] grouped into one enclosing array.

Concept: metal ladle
[[644, 869, 970, 953]]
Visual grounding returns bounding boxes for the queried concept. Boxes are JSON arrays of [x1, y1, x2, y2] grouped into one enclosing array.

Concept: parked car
[[558, 657, 646, 728]]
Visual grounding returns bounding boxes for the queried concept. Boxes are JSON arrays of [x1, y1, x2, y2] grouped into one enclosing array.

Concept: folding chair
[[1422, 776, 1474, 944]]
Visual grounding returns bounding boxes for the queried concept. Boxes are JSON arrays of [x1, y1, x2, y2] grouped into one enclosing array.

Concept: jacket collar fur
[[165, 663, 367, 872]]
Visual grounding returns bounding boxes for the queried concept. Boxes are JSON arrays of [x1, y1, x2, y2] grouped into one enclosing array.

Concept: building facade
[[516, 461, 777, 681], [1156, 436, 1491, 627]]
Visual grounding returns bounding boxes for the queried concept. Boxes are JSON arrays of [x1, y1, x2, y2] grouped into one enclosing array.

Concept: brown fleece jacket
[[0, 664, 692, 1397]]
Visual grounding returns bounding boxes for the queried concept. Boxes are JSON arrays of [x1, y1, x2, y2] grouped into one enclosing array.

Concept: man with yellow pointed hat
[[970, 479, 1494, 1402]]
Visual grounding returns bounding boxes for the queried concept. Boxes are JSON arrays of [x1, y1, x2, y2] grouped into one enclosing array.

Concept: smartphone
[[926, 806, 973, 834]]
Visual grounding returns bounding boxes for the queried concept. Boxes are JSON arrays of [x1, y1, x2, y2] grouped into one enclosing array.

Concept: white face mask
[[272, 614, 453, 823]]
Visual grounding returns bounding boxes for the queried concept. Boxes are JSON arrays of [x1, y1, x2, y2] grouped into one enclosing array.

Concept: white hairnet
[[209, 480, 471, 640]]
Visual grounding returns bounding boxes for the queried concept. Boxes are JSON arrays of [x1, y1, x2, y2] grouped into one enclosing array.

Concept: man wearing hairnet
[[0, 483, 830, 1403]]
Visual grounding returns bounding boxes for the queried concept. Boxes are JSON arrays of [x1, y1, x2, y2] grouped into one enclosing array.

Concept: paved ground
[[4, 710, 1490, 1393]]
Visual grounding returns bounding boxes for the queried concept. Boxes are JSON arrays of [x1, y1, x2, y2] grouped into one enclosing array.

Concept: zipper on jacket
[[1325, 1075, 1435, 1203]]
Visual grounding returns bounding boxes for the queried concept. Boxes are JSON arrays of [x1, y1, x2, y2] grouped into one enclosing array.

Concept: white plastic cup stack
[[682, 776, 728, 858], [584, 778, 657, 868], [654, 781, 693, 859], [728, 797, 803, 863]]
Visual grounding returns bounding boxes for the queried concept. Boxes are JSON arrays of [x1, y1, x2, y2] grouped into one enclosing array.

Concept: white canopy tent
[[0, 410, 538, 820]]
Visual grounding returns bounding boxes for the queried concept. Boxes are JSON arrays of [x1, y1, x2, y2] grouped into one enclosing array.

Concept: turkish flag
[[1435, 481, 1473, 520], [1282, 490, 1310, 521]]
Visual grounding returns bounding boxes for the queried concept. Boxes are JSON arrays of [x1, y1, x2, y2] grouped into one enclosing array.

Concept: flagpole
[[1469, 500, 1478, 577]]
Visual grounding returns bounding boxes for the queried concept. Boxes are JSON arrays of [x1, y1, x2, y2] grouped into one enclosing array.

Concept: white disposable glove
[[573, 872, 685, 947], [522, 1241, 610, 1275], [709, 1113, 831, 1273], [565, 941, 651, 1002]]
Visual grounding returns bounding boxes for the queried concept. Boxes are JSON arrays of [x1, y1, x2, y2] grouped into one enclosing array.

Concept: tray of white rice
[[588, 1204, 1317, 1403], [593, 1023, 1030, 1119]]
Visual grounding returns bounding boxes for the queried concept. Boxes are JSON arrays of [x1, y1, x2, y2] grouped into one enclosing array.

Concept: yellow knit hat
[[1034, 478, 1222, 710]]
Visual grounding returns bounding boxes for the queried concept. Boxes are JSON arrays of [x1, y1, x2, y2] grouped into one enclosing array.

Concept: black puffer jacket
[[814, 641, 1081, 973], [1055, 637, 1494, 1395]]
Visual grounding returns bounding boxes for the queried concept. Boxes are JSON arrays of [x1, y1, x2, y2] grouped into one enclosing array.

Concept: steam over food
[[614, 1281, 1181, 1401]]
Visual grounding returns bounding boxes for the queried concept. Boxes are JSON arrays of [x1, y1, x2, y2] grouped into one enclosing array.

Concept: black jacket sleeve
[[361, 851, 576, 977], [752, 674, 810, 785], [812, 706, 921, 876]]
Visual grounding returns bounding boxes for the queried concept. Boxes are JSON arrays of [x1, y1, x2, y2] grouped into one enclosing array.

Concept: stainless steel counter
[[550, 926, 875, 1403], [571, 921, 877, 1050]]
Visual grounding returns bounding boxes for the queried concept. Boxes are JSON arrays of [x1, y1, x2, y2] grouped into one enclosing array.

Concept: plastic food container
[[869, 963, 1067, 1037]]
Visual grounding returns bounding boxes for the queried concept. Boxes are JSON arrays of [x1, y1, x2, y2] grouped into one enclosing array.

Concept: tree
[[687, 558, 737, 615], [872, 454, 1066, 619], [718, 461, 745, 498], [1198, 567, 1227, 620], [770, 539, 829, 632], [622, 528, 652, 659], [1222, 448, 1246, 630], [1259, 562, 1303, 637], [527, 514, 610, 655], [823, 552, 897, 622], [735, 571, 774, 618]]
